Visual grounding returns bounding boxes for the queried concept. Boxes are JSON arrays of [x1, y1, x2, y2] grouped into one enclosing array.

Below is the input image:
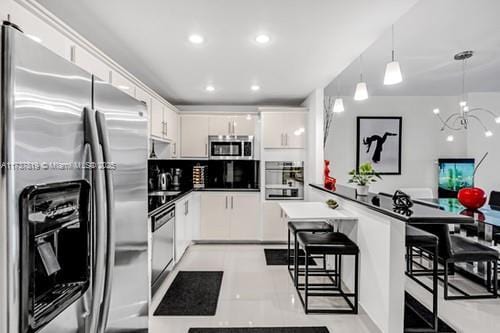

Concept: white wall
[[325, 96, 467, 195], [302, 88, 325, 199], [466, 93, 500, 195]]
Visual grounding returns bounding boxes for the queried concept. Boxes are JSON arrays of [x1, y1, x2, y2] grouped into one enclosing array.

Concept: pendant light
[[383, 25, 403, 85], [333, 77, 345, 113], [354, 55, 368, 101]]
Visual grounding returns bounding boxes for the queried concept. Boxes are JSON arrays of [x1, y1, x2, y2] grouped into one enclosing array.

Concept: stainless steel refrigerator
[[0, 23, 149, 333]]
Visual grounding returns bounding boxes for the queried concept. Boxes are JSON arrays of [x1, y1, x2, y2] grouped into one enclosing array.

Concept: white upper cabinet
[[71, 45, 110, 82], [164, 105, 179, 156], [262, 111, 306, 148], [111, 70, 135, 97], [150, 98, 164, 139], [208, 115, 256, 136], [232, 115, 256, 136], [180, 115, 209, 158]]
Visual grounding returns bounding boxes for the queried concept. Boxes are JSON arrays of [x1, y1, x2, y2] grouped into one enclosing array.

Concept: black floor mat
[[264, 249, 317, 266], [405, 292, 456, 332], [154, 271, 223, 316], [188, 327, 330, 333]]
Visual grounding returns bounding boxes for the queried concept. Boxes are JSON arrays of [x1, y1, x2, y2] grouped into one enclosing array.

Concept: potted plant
[[348, 162, 382, 196]]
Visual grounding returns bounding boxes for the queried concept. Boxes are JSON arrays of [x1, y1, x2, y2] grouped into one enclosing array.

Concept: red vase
[[324, 160, 336, 190], [457, 187, 487, 210]]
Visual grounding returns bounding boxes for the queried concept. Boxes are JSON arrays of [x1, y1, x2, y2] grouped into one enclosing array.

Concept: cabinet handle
[[285, 133, 288, 146], [205, 143, 208, 156], [280, 134, 283, 146], [228, 122, 231, 135], [173, 142, 176, 155], [186, 200, 189, 215], [164, 122, 168, 137], [280, 209, 283, 218], [225, 196, 228, 209], [231, 196, 234, 209]]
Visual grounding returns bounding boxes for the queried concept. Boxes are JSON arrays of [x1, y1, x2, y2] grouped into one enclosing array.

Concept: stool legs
[[304, 248, 309, 314]]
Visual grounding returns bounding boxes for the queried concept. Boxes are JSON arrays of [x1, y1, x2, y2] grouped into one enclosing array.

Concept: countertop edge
[[309, 184, 473, 224]]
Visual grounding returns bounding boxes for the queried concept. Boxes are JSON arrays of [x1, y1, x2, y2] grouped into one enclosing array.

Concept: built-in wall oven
[[265, 161, 304, 200], [151, 204, 175, 292], [209, 135, 254, 160]]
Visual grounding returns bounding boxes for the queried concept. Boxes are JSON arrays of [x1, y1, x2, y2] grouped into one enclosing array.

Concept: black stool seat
[[288, 221, 333, 233], [449, 235, 499, 262], [297, 232, 359, 255], [406, 225, 438, 248]]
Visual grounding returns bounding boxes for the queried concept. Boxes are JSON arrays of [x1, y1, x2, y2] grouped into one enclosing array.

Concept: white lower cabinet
[[262, 202, 287, 241], [200, 192, 260, 240], [174, 192, 200, 261]]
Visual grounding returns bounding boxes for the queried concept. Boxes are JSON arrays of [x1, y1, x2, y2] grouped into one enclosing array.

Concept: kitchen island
[[308, 184, 473, 333]]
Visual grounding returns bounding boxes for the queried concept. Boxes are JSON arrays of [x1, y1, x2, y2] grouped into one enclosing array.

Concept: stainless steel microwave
[[208, 135, 254, 160]]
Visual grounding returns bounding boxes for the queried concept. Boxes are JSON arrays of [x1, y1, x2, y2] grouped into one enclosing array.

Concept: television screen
[[438, 158, 475, 198]]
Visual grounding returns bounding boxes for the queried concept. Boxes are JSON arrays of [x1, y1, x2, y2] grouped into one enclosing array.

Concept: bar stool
[[405, 225, 439, 332], [295, 231, 359, 314], [287, 221, 334, 287]]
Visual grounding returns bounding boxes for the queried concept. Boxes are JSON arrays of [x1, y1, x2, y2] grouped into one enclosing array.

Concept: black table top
[[417, 198, 500, 228], [310, 184, 473, 225]]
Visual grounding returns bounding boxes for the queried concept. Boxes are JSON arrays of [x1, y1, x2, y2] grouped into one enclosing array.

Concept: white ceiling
[[36, 0, 418, 105], [325, 0, 500, 97]]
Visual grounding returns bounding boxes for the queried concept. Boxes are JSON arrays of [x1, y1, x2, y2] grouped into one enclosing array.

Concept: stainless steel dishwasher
[[151, 204, 175, 293]]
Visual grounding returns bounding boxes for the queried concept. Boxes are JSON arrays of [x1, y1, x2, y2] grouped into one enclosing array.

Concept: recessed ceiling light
[[205, 85, 215, 92], [189, 34, 204, 44], [255, 34, 270, 44], [251, 85, 260, 91]]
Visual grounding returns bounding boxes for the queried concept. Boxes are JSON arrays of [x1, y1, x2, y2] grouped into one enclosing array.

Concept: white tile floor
[[150, 244, 500, 333]]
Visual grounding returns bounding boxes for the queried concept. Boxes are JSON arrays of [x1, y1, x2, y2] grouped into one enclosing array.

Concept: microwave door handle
[[83, 107, 107, 333], [96, 110, 115, 332]]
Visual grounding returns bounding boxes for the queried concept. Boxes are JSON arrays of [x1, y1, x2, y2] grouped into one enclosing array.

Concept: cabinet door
[[72, 45, 110, 82], [111, 70, 135, 97], [134, 88, 152, 135], [180, 115, 209, 157], [175, 199, 187, 261], [164, 106, 178, 142], [208, 116, 232, 135], [262, 113, 284, 148], [232, 115, 256, 136], [229, 193, 260, 240], [150, 98, 164, 139], [284, 113, 307, 148], [262, 202, 287, 241], [200, 193, 230, 240]]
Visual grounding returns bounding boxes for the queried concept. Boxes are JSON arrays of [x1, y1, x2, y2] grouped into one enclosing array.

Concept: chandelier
[[433, 50, 500, 142]]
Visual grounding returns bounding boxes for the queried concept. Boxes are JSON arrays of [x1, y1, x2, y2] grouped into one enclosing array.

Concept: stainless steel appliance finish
[[0, 24, 148, 333], [265, 161, 304, 200], [208, 135, 254, 160], [151, 205, 175, 292]]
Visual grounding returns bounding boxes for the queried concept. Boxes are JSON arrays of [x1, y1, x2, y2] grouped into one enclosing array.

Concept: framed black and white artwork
[[356, 116, 402, 175]]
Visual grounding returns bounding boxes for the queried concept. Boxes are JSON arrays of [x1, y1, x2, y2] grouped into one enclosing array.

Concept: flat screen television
[[438, 158, 475, 198]]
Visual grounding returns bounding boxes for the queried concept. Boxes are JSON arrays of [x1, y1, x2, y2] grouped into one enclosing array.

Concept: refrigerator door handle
[[83, 107, 107, 333], [96, 110, 115, 333]]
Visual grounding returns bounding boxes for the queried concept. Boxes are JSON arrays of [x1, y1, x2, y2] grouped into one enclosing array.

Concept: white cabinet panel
[[200, 193, 230, 240], [150, 98, 164, 139], [262, 202, 287, 241], [111, 70, 135, 97], [180, 115, 209, 157], [175, 199, 187, 261], [165, 105, 179, 151], [72, 45, 110, 81], [229, 193, 260, 240], [284, 112, 307, 148], [134, 87, 152, 135], [232, 115, 256, 136], [262, 113, 284, 148], [208, 116, 233, 135]]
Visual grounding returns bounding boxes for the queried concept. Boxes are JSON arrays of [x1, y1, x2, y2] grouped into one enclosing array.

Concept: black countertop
[[148, 187, 260, 217], [310, 184, 473, 224]]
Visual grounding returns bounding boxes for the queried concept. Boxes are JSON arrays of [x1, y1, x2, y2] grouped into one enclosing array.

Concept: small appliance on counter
[[265, 161, 304, 200], [208, 135, 254, 160], [193, 165, 208, 189], [171, 168, 183, 190]]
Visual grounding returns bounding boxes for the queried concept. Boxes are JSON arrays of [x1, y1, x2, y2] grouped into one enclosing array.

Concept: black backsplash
[[148, 159, 260, 190]]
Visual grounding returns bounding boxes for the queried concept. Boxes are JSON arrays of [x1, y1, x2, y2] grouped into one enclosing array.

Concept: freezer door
[[93, 77, 149, 332], [1, 24, 92, 333]]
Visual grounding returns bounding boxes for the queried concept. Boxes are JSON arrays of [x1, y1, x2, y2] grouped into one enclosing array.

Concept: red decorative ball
[[457, 187, 487, 210]]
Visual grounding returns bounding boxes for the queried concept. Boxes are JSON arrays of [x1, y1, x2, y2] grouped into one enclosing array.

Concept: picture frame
[[356, 116, 402, 175]]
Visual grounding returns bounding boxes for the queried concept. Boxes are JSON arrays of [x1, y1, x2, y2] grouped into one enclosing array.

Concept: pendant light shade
[[384, 60, 402, 85], [354, 82, 368, 101], [333, 97, 345, 113], [383, 25, 403, 85]]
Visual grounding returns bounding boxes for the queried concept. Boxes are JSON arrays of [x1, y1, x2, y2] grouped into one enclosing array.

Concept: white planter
[[356, 185, 369, 196]]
